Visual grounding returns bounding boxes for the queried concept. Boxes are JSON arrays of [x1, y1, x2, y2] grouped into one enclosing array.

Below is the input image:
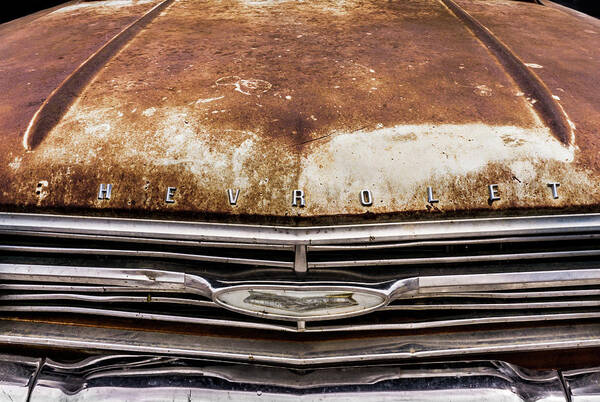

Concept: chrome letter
[[360, 190, 373, 206], [292, 190, 306, 207], [488, 184, 500, 202], [98, 183, 112, 200], [547, 182, 560, 199], [165, 187, 177, 203], [427, 186, 439, 204], [227, 189, 240, 205]]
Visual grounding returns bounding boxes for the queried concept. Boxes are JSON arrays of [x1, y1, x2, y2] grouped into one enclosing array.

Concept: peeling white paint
[[144, 110, 263, 189], [299, 123, 575, 209], [8, 156, 21, 171], [474, 85, 492, 97], [84, 122, 111, 139], [142, 107, 156, 117]]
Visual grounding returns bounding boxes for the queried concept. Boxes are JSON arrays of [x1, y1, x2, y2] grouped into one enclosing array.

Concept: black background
[[553, 0, 600, 17], [1, 1, 69, 24]]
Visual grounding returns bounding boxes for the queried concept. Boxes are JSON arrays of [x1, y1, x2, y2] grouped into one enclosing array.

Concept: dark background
[[553, 0, 600, 17], [1, 1, 70, 24], [0, 0, 598, 25]]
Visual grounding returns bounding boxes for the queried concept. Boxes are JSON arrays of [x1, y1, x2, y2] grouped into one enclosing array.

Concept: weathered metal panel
[[0, 0, 598, 222]]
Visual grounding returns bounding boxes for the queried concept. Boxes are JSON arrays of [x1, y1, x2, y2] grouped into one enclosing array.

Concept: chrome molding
[[3, 212, 600, 245], [308, 249, 600, 268], [2, 320, 600, 366], [307, 233, 600, 250], [0, 229, 294, 250], [0, 294, 217, 308], [0, 244, 292, 268]]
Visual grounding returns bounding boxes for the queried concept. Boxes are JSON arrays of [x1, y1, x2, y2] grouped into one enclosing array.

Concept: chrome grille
[[2, 212, 600, 333]]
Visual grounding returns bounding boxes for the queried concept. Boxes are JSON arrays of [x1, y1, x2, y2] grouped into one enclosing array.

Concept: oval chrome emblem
[[214, 286, 387, 321]]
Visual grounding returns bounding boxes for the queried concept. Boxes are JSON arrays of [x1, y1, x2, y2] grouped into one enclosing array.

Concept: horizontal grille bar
[[308, 249, 600, 268], [307, 233, 600, 251], [4, 305, 600, 333], [3, 320, 600, 365], [0, 244, 292, 268], [383, 301, 600, 310], [0, 305, 294, 332], [0, 229, 294, 250], [3, 212, 600, 244], [0, 293, 217, 308]]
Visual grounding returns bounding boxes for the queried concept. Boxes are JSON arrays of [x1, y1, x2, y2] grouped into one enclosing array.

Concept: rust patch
[[0, 0, 164, 193], [23, 0, 175, 150], [440, 0, 575, 145], [452, 0, 600, 172], [0, 0, 598, 222]]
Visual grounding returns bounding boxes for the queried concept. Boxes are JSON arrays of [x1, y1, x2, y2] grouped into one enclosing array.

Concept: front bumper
[[5, 353, 598, 401]]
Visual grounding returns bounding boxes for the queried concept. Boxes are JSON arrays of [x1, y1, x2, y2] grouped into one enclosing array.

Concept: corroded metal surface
[[0, 0, 598, 222]]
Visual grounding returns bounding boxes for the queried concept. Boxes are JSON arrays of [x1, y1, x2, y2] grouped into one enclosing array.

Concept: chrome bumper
[[4, 353, 596, 401]]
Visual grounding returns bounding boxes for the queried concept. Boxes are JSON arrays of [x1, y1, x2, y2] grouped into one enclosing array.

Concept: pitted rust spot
[[0, 0, 598, 222]]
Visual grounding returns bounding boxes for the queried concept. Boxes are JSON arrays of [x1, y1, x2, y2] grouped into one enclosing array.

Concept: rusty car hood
[[0, 0, 598, 223]]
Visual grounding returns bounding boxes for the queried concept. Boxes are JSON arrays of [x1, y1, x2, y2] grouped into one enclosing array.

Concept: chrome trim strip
[[306, 312, 600, 332], [399, 289, 600, 299], [0, 245, 292, 268], [44, 355, 175, 371], [4, 304, 600, 332], [0, 229, 293, 250], [383, 300, 600, 310], [2, 320, 600, 365], [416, 269, 600, 293], [308, 249, 600, 268], [0, 294, 218, 308], [0, 284, 189, 293], [0, 306, 295, 332], [0, 264, 189, 290], [308, 233, 600, 251], [2, 212, 600, 245]]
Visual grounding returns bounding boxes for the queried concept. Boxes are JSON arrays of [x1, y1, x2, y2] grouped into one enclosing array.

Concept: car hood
[[0, 0, 598, 223]]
